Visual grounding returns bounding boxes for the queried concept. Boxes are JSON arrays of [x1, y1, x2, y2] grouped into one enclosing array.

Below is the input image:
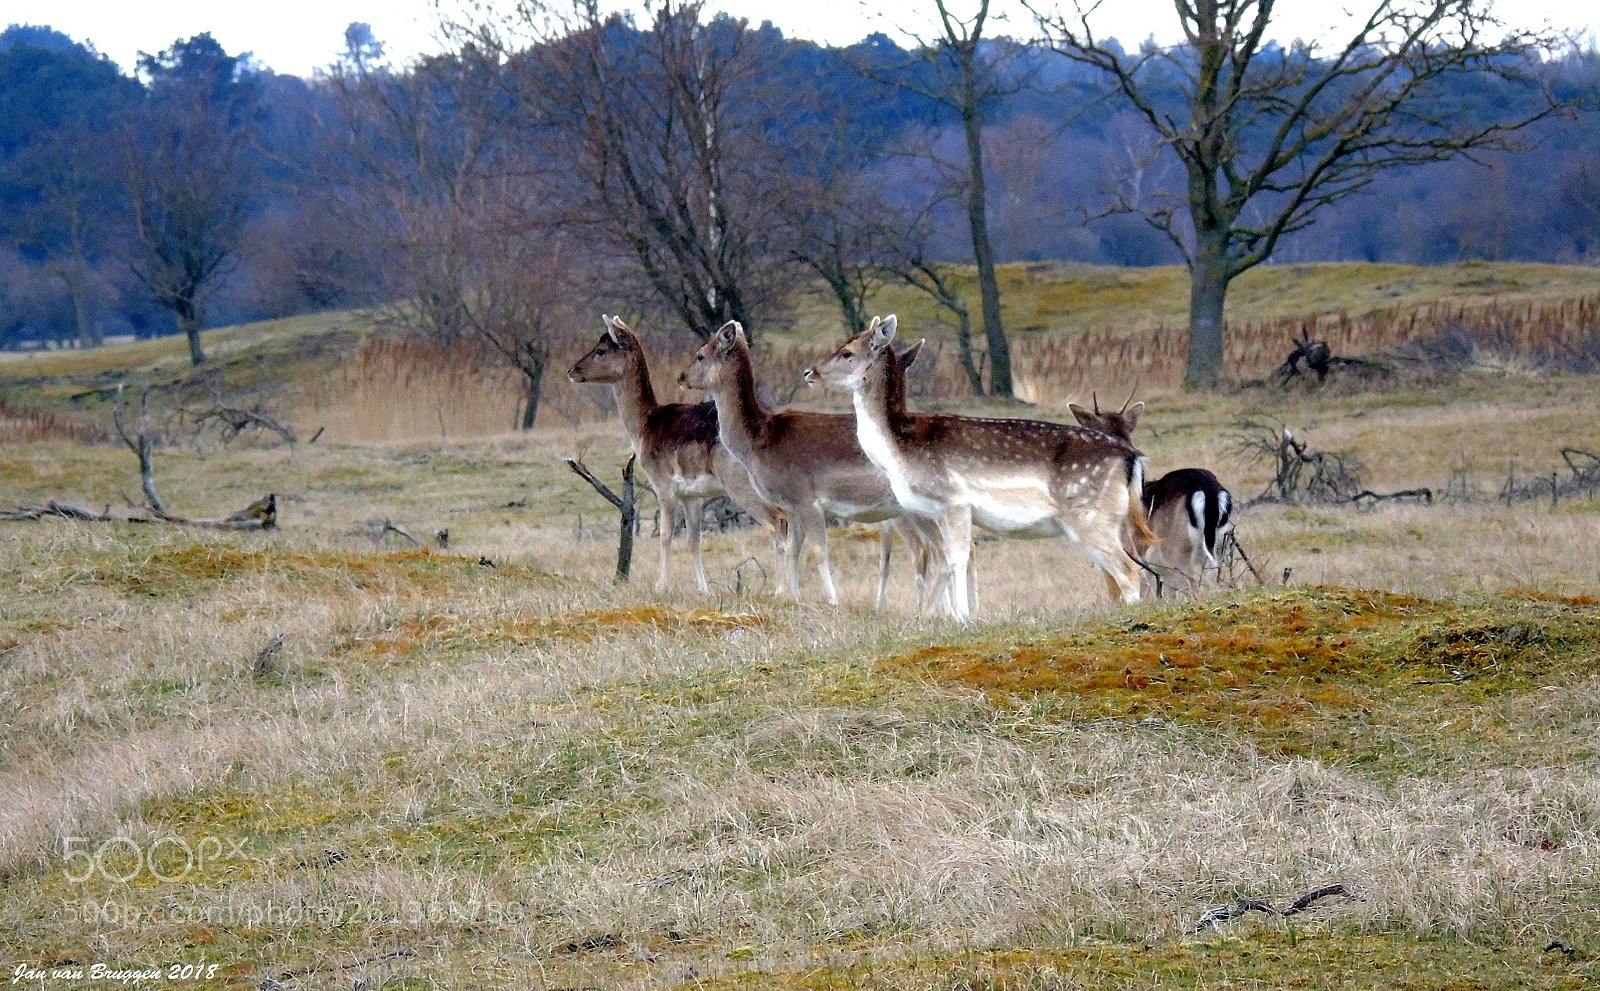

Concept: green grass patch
[[735, 931, 1599, 990]]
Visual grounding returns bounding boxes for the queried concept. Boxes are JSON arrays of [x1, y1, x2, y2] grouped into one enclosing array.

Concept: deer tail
[[1127, 457, 1159, 550]]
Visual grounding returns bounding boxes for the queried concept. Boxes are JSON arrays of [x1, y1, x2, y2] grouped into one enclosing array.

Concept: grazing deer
[[806, 315, 1154, 619], [1068, 396, 1233, 596], [679, 320, 947, 607], [569, 316, 788, 594]]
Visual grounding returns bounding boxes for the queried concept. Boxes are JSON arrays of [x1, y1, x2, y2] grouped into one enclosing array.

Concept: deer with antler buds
[[679, 320, 948, 607], [806, 315, 1155, 619], [1069, 394, 1233, 597], [569, 316, 789, 594]]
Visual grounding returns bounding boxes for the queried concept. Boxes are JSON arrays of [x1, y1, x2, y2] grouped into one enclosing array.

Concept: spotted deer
[[1068, 396, 1233, 596], [679, 320, 946, 607], [806, 315, 1155, 619], [569, 316, 788, 594]]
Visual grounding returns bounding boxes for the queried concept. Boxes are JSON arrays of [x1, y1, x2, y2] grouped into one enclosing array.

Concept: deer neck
[[708, 348, 767, 467], [850, 356, 907, 471], [611, 352, 659, 449]]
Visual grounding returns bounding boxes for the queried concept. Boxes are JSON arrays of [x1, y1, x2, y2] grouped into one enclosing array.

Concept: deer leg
[[656, 493, 679, 594], [938, 505, 975, 621], [876, 524, 895, 611], [1084, 536, 1142, 605], [813, 514, 840, 607], [771, 513, 790, 595], [784, 508, 813, 601], [685, 498, 708, 594], [964, 538, 979, 615]]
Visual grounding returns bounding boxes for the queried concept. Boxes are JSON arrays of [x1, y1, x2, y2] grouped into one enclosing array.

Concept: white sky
[[3, 0, 1596, 78]]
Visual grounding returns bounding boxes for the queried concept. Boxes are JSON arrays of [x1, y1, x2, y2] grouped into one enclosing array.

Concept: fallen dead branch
[[1350, 487, 1434, 507], [184, 394, 297, 445], [1233, 420, 1365, 506], [0, 500, 114, 522], [375, 519, 422, 547], [3, 386, 277, 530], [1193, 883, 1357, 932]]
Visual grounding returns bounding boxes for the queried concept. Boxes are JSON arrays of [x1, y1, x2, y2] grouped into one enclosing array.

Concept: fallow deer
[[806, 315, 1155, 619], [1068, 396, 1233, 596], [679, 321, 946, 607], [569, 316, 788, 594]]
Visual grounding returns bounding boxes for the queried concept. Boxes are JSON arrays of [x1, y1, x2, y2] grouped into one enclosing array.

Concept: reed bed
[[303, 332, 625, 444], [0, 397, 110, 446], [768, 295, 1600, 407]]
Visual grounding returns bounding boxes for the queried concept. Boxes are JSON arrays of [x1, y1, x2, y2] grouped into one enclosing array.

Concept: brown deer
[[806, 315, 1154, 619], [679, 320, 946, 607], [569, 316, 788, 594], [1068, 396, 1233, 596]]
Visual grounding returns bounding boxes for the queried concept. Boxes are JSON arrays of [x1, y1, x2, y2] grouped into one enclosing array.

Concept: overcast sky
[[4, 0, 1597, 78]]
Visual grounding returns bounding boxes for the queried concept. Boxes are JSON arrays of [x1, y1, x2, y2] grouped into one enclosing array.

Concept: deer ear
[[1068, 402, 1095, 427], [601, 315, 620, 344], [1121, 402, 1144, 431], [870, 314, 897, 352], [713, 320, 741, 347], [897, 338, 925, 368]]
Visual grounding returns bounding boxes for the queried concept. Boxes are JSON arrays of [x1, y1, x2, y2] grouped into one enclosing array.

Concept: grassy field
[[1, 264, 1599, 988]]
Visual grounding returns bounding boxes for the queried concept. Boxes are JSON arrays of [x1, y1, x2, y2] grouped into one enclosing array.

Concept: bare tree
[[123, 34, 257, 366], [855, 1, 1025, 397], [10, 131, 118, 348], [323, 25, 576, 430], [882, 204, 986, 394], [492, 0, 796, 342], [778, 92, 900, 338], [1038, 0, 1568, 386]]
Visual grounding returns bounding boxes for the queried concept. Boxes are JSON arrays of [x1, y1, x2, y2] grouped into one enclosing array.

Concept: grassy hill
[[1, 263, 1598, 988]]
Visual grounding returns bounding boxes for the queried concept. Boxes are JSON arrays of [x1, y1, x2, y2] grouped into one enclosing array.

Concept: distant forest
[[2, 16, 1598, 349]]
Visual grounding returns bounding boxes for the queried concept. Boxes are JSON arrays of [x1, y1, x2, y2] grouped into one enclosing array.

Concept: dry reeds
[[767, 295, 1600, 406], [0, 397, 111, 446]]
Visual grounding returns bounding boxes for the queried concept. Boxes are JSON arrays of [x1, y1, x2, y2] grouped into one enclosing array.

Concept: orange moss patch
[[1505, 588, 1599, 607], [881, 588, 1460, 747], [334, 606, 766, 660]]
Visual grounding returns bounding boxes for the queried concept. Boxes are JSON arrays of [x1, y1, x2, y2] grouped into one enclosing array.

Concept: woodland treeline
[[2, 3, 1598, 406]]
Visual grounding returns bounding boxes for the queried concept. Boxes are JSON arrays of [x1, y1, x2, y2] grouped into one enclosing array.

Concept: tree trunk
[[67, 242, 100, 348], [961, 98, 1012, 398], [178, 304, 206, 366], [953, 303, 984, 395], [1186, 249, 1229, 387], [518, 355, 544, 431]]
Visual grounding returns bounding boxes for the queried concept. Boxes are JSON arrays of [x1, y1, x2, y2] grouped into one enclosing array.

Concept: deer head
[[679, 320, 746, 391], [1068, 391, 1144, 442], [568, 315, 640, 383], [805, 315, 915, 392]]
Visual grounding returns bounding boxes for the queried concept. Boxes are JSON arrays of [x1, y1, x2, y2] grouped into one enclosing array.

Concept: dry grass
[[1, 367, 1598, 989], [2, 269, 1599, 988]]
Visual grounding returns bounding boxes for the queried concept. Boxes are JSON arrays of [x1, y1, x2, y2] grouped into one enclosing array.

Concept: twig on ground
[[249, 633, 285, 678]]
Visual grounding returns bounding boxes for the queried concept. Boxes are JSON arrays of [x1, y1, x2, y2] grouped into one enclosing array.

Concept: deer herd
[[570, 314, 1234, 620]]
